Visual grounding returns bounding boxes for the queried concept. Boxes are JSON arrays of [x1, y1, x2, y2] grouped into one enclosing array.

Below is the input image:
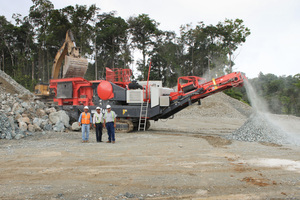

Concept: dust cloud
[[243, 80, 300, 145]]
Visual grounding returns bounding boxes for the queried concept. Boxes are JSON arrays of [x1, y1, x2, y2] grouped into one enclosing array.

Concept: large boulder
[[49, 110, 70, 127], [53, 121, 65, 132], [12, 102, 24, 114], [15, 133, 24, 140], [43, 123, 52, 131], [36, 108, 46, 117], [32, 117, 46, 128], [34, 100, 46, 109], [71, 122, 81, 131], [21, 101, 30, 109], [18, 121, 27, 131], [45, 107, 56, 114], [18, 117, 30, 124], [28, 124, 35, 132], [34, 124, 42, 131]]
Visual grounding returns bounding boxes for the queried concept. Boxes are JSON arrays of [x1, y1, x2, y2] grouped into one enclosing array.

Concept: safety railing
[[106, 67, 132, 83]]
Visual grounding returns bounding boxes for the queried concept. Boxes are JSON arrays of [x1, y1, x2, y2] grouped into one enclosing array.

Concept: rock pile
[[227, 112, 291, 145], [0, 92, 70, 140], [0, 70, 70, 140], [176, 92, 252, 119]]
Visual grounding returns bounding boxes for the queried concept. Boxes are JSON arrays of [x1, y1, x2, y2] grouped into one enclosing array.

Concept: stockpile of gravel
[[227, 112, 291, 145], [176, 92, 252, 119], [0, 70, 71, 140], [0, 92, 71, 140]]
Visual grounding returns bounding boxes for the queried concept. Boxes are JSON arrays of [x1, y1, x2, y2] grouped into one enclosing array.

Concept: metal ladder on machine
[[138, 100, 149, 131]]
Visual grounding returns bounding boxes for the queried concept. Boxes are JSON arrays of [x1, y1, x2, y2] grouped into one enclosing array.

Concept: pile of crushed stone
[[227, 112, 292, 145], [176, 92, 252, 119], [0, 70, 71, 140]]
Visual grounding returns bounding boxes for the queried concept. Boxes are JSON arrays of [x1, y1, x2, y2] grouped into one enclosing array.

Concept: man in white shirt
[[103, 105, 117, 143], [93, 107, 103, 142]]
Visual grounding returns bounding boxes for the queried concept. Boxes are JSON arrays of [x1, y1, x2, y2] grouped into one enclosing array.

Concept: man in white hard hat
[[78, 106, 92, 143], [93, 107, 103, 142], [103, 105, 117, 143]]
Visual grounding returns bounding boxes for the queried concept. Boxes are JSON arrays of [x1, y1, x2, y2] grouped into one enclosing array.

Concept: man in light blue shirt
[[78, 106, 92, 143]]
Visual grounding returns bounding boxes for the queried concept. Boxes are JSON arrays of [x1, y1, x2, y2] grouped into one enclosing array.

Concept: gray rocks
[[53, 121, 65, 132], [21, 102, 29, 109], [28, 124, 35, 132], [49, 110, 70, 127], [43, 124, 53, 131], [0, 92, 69, 139], [0, 113, 13, 140], [176, 92, 252, 119], [12, 102, 24, 114], [45, 107, 56, 114], [19, 116, 30, 124], [227, 112, 290, 145], [18, 122, 28, 132], [71, 122, 81, 131], [2, 104, 12, 112], [15, 133, 24, 140], [33, 118, 44, 128], [0, 70, 70, 140], [36, 109, 46, 117]]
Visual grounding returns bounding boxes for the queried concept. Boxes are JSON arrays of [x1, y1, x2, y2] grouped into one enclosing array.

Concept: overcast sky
[[1, 0, 300, 78]]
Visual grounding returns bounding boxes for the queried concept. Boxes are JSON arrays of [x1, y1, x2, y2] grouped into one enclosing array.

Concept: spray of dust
[[244, 80, 300, 145]]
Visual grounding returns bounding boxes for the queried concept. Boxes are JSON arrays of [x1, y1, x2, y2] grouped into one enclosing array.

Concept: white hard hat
[[106, 105, 111, 109], [84, 106, 89, 109], [96, 107, 101, 110]]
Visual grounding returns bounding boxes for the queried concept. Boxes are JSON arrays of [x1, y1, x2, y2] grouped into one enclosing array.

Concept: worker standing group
[[78, 105, 117, 143]]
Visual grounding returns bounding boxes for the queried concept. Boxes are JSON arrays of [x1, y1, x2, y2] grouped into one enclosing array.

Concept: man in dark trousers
[[93, 107, 103, 142], [103, 105, 117, 143]]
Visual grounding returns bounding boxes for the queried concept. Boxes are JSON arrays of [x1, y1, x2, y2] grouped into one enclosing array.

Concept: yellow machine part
[[34, 84, 50, 96]]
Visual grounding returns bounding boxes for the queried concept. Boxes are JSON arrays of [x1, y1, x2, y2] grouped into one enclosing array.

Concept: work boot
[[106, 141, 111, 143], [112, 141, 115, 144], [82, 140, 85, 143]]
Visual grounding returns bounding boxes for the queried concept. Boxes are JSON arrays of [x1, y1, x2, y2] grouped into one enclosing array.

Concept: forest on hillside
[[0, 0, 299, 116], [0, 0, 250, 88], [225, 73, 300, 116]]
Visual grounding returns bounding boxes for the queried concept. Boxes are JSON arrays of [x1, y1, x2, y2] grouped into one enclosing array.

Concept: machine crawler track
[[115, 119, 134, 133]]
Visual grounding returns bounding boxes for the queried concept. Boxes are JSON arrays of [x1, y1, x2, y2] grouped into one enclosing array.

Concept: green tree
[[63, 4, 99, 55], [217, 18, 250, 73], [29, 0, 54, 82], [96, 12, 129, 71], [294, 74, 300, 88], [150, 31, 180, 87], [128, 14, 160, 79], [179, 22, 229, 78], [0, 16, 15, 70]]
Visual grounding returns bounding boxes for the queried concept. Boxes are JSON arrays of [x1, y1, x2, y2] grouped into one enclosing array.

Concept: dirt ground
[[1, 117, 300, 200]]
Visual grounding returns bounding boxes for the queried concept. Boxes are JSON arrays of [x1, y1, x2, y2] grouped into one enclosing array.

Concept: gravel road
[[1, 78, 300, 200], [1, 116, 300, 199]]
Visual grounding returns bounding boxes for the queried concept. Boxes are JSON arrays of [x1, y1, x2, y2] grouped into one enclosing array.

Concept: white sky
[[1, 0, 300, 78]]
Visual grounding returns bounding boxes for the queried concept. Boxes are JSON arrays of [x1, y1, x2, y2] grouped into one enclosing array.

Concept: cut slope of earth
[[0, 70, 32, 95]]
